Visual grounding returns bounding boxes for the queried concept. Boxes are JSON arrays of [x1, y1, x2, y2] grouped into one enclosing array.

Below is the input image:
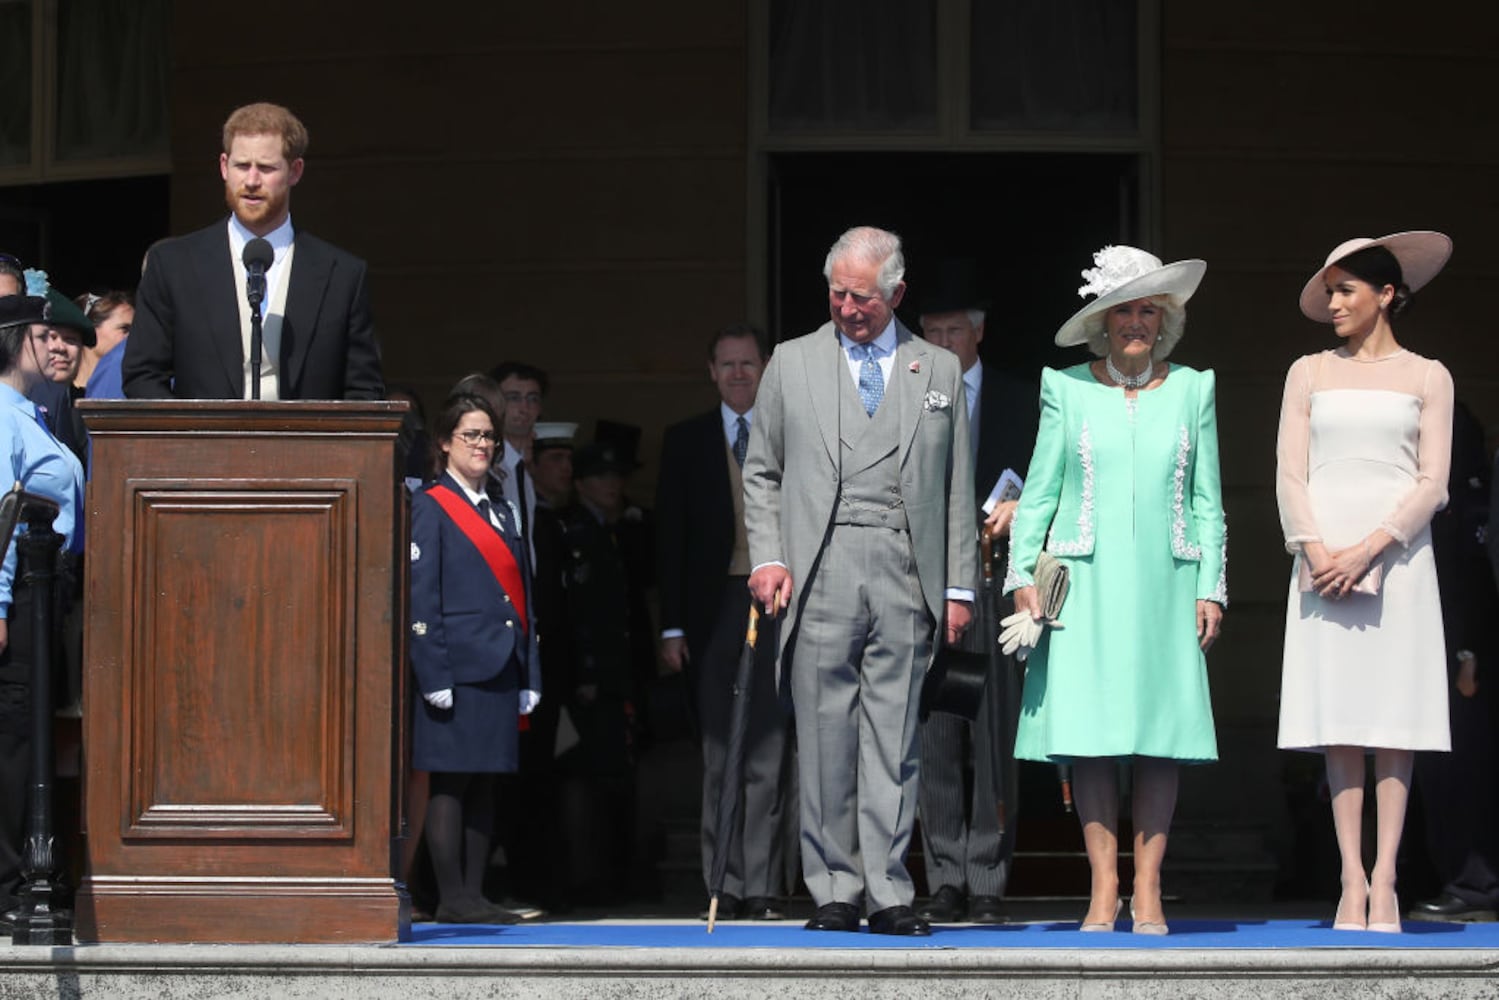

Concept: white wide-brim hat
[[1054, 246, 1207, 348], [1298, 231, 1452, 322]]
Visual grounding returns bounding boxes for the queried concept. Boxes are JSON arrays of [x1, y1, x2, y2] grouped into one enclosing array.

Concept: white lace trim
[[1207, 516, 1229, 607], [1170, 424, 1202, 560], [1002, 505, 1031, 594], [1046, 420, 1095, 556]]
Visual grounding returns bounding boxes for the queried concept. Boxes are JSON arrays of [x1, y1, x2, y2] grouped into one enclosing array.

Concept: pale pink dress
[[1275, 348, 1452, 751]]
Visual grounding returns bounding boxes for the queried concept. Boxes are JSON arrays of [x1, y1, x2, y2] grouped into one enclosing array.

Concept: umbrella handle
[[707, 894, 720, 933], [745, 605, 761, 646]]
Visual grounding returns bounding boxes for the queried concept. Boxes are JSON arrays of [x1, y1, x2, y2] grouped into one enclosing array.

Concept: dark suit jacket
[[122, 220, 384, 400], [656, 408, 737, 660], [971, 361, 1039, 511], [408, 472, 538, 695]]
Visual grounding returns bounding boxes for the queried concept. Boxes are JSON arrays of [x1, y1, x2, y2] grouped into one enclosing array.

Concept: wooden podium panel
[[74, 402, 410, 943]]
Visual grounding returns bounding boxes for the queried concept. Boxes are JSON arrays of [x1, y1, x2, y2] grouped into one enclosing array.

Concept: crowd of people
[[0, 98, 1495, 939]]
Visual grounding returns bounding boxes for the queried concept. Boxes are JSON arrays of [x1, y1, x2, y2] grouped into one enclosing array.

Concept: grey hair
[[823, 226, 905, 299], [1083, 294, 1188, 360]]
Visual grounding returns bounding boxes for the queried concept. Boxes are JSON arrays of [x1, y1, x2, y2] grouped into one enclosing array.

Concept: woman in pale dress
[[1276, 231, 1454, 933], [1007, 246, 1226, 935]]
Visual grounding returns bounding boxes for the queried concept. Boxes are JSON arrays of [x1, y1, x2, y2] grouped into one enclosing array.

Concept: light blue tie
[[853, 343, 884, 416], [733, 416, 749, 467]]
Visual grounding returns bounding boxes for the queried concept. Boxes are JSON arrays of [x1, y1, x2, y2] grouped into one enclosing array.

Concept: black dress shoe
[[1411, 892, 1498, 922], [742, 896, 786, 920], [967, 894, 1006, 924], [868, 905, 931, 936], [700, 893, 742, 921], [804, 901, 860, 932], [434, 900, 522, 925], [915, 884, 966, 922]]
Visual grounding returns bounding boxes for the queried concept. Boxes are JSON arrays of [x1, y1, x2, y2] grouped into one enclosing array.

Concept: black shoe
[[434, 900, 522, 925], [868, 904, 931, 936], [1410, 892, 1498, 922], [742, 896, 786, 920], [967, 894, 1006, 924], [804, 901, 860, 932], [915, 884, 966, 922], [700, 893, 742, 921]]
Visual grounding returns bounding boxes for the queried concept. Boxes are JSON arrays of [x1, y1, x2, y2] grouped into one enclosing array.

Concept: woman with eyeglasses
[[407, 391, 539, 924]]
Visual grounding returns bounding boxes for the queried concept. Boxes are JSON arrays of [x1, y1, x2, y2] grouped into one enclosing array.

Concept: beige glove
[[999, 611, 1063, 661]]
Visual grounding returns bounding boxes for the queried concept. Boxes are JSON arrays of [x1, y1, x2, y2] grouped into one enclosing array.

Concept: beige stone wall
[[166, 2, 751, 474]]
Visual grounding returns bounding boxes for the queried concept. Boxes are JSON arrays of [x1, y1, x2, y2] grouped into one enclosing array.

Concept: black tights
[[425, 771, 497, 909]]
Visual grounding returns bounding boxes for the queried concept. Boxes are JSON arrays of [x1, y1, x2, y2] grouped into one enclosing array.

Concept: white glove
[[999, 612, 1042, 660], [423, 688, 454, 710], [999, 612, 1062, 661], [519, 689, 540, 715]]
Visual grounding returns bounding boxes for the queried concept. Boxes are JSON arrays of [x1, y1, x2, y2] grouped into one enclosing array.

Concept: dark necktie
[[733, 415, 749, 467], [853, 343, 884, 416], [477, 497, 495, 529], [513, 460, 530, 540]]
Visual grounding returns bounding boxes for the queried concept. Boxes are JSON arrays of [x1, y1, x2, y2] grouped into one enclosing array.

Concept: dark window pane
[[0, 0, 32, 167], [971, 0, 1138, 132], [54, 0, 170, 162], [769, 0, 938, 133]]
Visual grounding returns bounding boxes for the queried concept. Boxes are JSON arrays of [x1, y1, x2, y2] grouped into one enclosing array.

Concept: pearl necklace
[[1105, 355, 1153, 389]]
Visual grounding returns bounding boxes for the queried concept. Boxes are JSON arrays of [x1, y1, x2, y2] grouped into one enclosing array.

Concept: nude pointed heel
[[1080, 898, 1123, 932]]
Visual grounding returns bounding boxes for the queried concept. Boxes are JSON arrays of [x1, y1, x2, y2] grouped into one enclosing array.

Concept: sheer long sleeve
[[1275, 355, 1320, 553], [1379, 359, 1452, 546]]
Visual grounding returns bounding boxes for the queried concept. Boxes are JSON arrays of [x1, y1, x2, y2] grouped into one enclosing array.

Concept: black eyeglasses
[[454, 429, 498, 445]]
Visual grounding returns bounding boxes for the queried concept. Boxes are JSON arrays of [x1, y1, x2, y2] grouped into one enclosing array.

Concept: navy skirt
[[412, 668, 520, 774]]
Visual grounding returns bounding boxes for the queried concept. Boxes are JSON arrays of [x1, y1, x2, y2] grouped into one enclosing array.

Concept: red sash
[[428, 485, 529, 633]]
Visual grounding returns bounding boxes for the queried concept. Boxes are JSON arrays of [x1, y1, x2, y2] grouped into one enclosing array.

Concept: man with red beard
[[123, 102, 383, 400]]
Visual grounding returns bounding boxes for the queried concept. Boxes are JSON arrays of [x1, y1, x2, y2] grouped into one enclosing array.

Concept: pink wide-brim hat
[[1299, 231, 1452, 322]]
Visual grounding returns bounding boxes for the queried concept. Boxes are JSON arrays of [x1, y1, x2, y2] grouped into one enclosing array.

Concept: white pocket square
[[923, 390, 951, 412]]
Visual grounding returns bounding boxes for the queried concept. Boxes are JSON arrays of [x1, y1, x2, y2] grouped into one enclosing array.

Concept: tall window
[[756, 0, 1150, 147], [0, 0, 170, 184]]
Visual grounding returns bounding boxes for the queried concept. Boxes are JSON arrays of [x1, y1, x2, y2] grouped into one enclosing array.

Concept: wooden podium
[[74, 401, 411, 943]]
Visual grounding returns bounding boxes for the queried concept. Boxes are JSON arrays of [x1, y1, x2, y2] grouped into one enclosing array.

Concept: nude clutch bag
[[1298, 556, 1382, 596]]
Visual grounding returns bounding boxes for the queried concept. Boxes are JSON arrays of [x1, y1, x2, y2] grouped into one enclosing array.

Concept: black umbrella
[[706, 599, 772, 932]]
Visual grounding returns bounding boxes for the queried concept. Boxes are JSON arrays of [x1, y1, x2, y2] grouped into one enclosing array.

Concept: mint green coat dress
[[1003, 363, 1226, 763]]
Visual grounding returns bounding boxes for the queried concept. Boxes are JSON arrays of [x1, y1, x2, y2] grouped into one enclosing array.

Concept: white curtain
[[54, 0, 169, 161], [0, 0, 32, 167], [769, 0, 939, 132], [970, 0, 1138, 132]]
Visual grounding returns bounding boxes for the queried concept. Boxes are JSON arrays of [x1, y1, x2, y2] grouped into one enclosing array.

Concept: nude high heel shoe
[[1368, 885, 1402, 933], [1129, 899, 1169, 936], [1333, 880, 1369, 931], [1080, 898, 1123, 932]]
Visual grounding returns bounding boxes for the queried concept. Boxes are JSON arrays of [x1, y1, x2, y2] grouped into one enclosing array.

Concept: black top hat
[[573, 442, 635, 479], [917, 258, 991, 316], [918, 645, 992, 722]]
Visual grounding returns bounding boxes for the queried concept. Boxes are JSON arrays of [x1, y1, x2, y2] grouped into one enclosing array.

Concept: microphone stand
[[247, 272, 265, 401]]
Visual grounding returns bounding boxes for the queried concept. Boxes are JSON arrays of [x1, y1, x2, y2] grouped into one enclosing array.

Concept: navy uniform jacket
[[409, 471, 538, 696]]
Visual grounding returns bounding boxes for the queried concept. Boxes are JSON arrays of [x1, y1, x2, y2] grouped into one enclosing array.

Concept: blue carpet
[[407, 918, 1499, 949]]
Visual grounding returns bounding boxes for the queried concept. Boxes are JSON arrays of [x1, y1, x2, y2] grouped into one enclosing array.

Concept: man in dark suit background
[[914, 259, 1038, 924], [656, 324, 793, 921], [123, 102, 383, 400]]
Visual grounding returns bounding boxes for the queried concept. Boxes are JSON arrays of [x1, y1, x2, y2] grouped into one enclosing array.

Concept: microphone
[[242, 238, 274, 401], [242, 238, 274, 309]]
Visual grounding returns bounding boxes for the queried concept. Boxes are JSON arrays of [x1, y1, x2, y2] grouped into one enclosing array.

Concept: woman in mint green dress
[[1005, 246, 1226, 935]]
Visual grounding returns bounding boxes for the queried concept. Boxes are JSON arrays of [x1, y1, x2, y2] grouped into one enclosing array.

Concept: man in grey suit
[[745, 226, 979, 936]]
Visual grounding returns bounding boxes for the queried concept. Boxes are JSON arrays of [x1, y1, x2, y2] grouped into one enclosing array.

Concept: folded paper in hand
[[982, 467, 1025, 515]]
